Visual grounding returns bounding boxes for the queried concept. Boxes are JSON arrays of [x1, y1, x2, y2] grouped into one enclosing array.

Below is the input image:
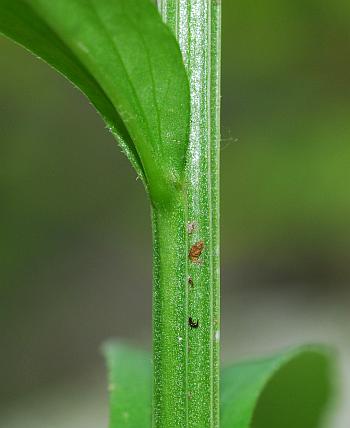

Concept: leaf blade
[[102, 341, 151, 428], [102, 343, 333, 428], [0, 0, 190, 204], [221, 345, 333, 428], [0, 0, 143, 177]]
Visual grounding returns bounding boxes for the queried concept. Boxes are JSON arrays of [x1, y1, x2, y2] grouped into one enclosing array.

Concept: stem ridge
[[154, 1, 221, 426]]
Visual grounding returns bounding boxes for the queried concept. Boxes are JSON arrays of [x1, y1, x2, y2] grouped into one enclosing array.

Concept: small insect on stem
[[189, 240, 204, 263], [188, 276, 194, 287], [189, 317, 199, 329]]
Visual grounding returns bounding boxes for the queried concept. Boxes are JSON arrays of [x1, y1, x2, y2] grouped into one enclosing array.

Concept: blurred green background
[[1, 1, 350, 426]]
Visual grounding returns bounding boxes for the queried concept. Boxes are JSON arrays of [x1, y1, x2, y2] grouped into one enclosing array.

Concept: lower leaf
[[102, 341, 151, 428], [221, 345, 333, 428], [102, 342, 333, 428]]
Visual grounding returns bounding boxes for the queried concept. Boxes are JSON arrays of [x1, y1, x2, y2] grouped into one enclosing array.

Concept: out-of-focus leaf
[[0, 0, 190, 206], [102, 341, 151, 428], [103, 343, 333, 428], [221, 346, 333, 428]]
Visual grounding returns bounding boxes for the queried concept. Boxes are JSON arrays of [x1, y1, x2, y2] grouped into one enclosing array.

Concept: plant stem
[[153, 1, 221, 426], [152, 196, 188, 427]]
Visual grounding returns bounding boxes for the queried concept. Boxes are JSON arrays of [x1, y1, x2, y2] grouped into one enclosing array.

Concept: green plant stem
[[153, 1, 221, 427], [152, 196, 188, 427]]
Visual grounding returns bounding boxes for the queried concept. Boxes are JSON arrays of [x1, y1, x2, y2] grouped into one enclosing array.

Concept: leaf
[[0, 0, 190, 206], [221, 346, 333, 428], [102, 341, 152, 428], [103, 343, 333, 428]]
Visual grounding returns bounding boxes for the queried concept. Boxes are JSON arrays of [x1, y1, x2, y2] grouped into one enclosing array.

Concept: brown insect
[[189, 240, 204, 263], [189, 317, 199, 329], [188, 276, 194, 287]]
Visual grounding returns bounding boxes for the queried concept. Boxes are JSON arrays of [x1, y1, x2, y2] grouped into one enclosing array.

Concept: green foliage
[[221, 346, 332, 428], [103, 342, 151, 428], [0, 1, 335, 426], [103, 343, 332, 428], [0, 0, 190, 206]]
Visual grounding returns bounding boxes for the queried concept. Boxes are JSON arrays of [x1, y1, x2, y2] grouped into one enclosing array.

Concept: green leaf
[[0, 0, 190, 206], [221, 346, 333, 428], [103, 343, 333, 428], [102, 341, 152, 428]]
